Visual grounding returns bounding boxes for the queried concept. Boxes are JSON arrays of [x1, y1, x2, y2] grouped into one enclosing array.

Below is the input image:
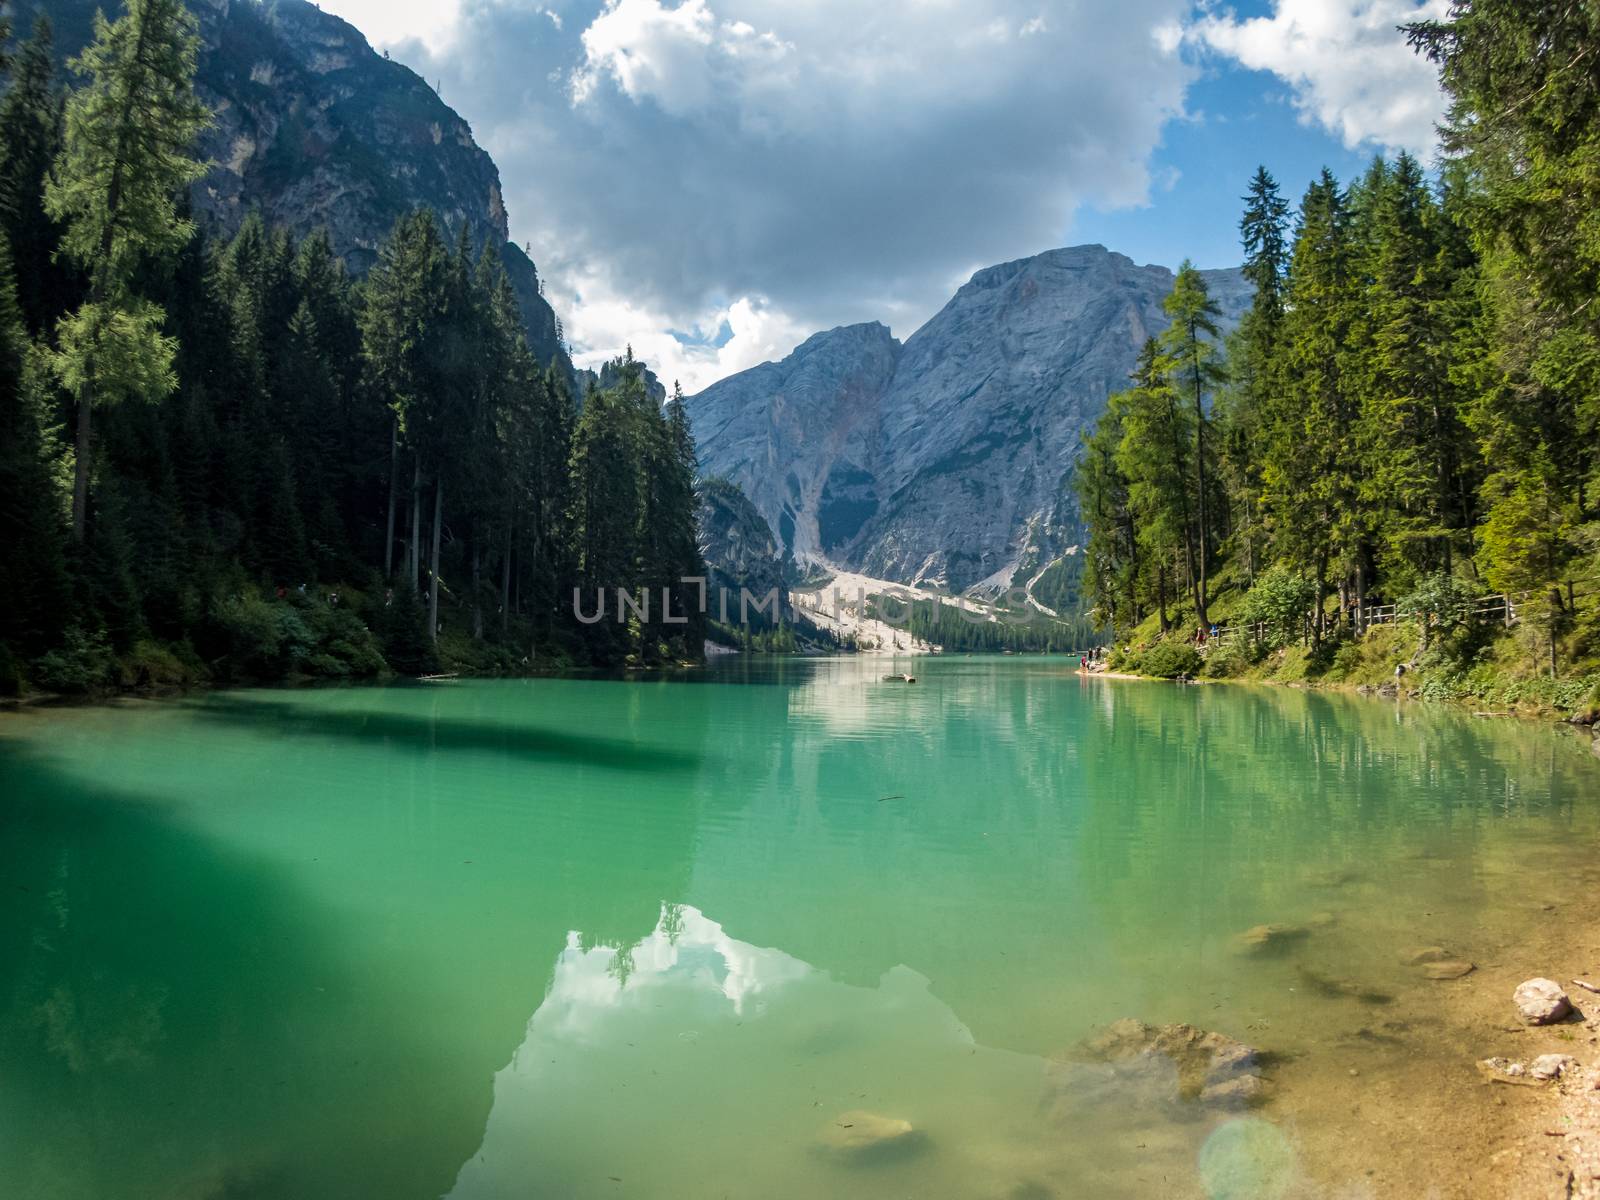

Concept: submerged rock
[[1402, 946, 1451, 966], [1478, 1057, 1538, 1086], [1295, 964, 1393, 1004], [1478, 1054, 1577, 1084], [1055, 1018, 1266, 1112], [818, 1110, 921, 1159], [1234, 924, 1311, 956], [1513, 978, 1573, 1025], [1422, 960, 1476, 980]]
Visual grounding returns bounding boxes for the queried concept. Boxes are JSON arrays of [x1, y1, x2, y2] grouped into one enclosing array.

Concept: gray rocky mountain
[[686, 245, 1251, 593]]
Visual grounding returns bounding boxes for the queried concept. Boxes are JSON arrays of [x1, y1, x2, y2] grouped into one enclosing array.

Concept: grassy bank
[[1110, 618, 1600, 720]]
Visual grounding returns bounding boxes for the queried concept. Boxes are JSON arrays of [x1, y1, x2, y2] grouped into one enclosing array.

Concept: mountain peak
[[689, 246, 1252, 589]]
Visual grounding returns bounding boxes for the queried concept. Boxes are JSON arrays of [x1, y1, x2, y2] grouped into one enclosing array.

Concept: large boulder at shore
[[1513, 978, 1573, 1025], [1048, 1019, 1266, 1114]]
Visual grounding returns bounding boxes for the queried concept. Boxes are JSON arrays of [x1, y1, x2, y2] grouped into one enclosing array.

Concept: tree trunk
[[471, 536, 483, 640], [429, 480, 443, 645], [384, 414, 398, 579], [1191, 348, 1210, 627], [1355, 562, 1367, 637], [71, 384, 92, 541], [409, 456, 421, 591], [500, 522, 513, 637]]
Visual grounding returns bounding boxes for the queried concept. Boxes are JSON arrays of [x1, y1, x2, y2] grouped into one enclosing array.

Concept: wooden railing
[[1205, 578, 1595, 647]]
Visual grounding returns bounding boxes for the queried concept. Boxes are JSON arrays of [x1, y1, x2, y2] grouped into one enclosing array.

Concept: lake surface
[[2, 658, 1597, 1199]]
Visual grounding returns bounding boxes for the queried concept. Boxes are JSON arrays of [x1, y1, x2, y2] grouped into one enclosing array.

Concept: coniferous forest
[[0, 0, 705, 693], [1078, 3, 1600, 705]]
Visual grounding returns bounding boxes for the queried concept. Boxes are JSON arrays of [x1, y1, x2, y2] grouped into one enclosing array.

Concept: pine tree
[[1158, 262, 1224, 628], [0, 15, 73, 336], [0, 234, 71, 661], [44, 0, 210, 541], [1115, 340, 1193, 634]]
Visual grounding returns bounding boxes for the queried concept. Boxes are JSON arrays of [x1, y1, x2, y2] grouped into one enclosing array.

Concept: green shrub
[[1200, 641, 1252, 679], [1137, 640, 1204, 679], [118, 639, 201, 689], [1236, 566, 1318, 651], [34, 627, 115, 694], [0, 643, 24, 697]]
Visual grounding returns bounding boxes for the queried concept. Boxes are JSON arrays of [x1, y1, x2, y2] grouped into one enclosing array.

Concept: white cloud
[[317, 0, 464, 49], [1187, 0, 1448, 156], [415, 0, 1197, 384], [560, 276, 808, 395]]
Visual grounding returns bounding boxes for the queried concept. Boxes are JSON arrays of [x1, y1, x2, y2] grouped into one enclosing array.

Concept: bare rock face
[[1048, 1018, 1266, 1114], [687, 322, 901, 570], [1513, 977, 1573, 1025], [686, 247, 1252, 592], [817, 1110, 921, 1159]]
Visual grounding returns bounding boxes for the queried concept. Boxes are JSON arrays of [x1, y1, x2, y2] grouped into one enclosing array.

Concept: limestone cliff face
[[40, 0, 567, 369], [686, 322, 901, 568], [686, 246, 1252, 592]]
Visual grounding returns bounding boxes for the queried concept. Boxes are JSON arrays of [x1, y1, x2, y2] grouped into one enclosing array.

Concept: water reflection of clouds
[[533, 905, 812, 1043]]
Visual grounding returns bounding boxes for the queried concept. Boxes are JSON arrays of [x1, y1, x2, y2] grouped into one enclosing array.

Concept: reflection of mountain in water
[[445, 904, 1271, 1200]]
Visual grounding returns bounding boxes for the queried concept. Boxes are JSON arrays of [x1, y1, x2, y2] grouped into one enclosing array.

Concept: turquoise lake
[[2, 657, 1597, 1198]]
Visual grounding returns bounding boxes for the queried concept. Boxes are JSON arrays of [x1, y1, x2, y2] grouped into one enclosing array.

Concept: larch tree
[[44, 0, 210, 541]]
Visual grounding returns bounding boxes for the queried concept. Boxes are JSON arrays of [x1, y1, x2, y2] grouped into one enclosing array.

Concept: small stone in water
[[1529, 1054, 1576, 1081], [1234, 924, 1311, 956], [1513, 978, 1573, 1025], [1422, 960, 1476, 980], [818, 1110, 921, 1158], [1402, 946, 1451, 966]]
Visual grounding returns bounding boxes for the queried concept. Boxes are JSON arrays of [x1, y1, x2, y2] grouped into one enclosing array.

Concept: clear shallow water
[[1, 658, 1597, 1199]]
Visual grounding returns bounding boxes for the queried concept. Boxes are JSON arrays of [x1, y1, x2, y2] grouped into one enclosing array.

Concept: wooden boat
[[881, 673, 917, 683]]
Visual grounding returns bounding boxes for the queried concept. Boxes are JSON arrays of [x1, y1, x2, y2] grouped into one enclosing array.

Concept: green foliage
[[1122, 639, 1203, 680], [48, 298, 177, 403], [34, 625, 113, 693], [117, 637, 200, 688], [1080, 4, 1600, 686], [207, 592, 386, 681], [1235, 566, 1318, 651], [44, 0, 210, 280], [1397, 573, 1477, 645]]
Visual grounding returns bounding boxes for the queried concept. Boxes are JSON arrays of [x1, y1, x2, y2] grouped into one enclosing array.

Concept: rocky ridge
[[685, 246, 1252, 593]]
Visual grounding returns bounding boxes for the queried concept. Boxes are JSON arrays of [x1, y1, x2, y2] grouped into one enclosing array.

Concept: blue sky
[[316, 0, 1448, 389], [1071, 57, 1379, 271]]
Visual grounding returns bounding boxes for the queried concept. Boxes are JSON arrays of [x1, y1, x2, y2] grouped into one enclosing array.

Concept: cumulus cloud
[[328, 0, 1203, 390], [1188, 0, 1448, 156]]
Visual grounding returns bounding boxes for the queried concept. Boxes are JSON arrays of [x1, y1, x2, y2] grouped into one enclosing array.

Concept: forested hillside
[[1077, 2, 1600, 710], [0, 0, 703, 694]]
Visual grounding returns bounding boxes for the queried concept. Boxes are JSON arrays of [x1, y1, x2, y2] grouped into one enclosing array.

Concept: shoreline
[[1081, 660, 1600, 735]]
